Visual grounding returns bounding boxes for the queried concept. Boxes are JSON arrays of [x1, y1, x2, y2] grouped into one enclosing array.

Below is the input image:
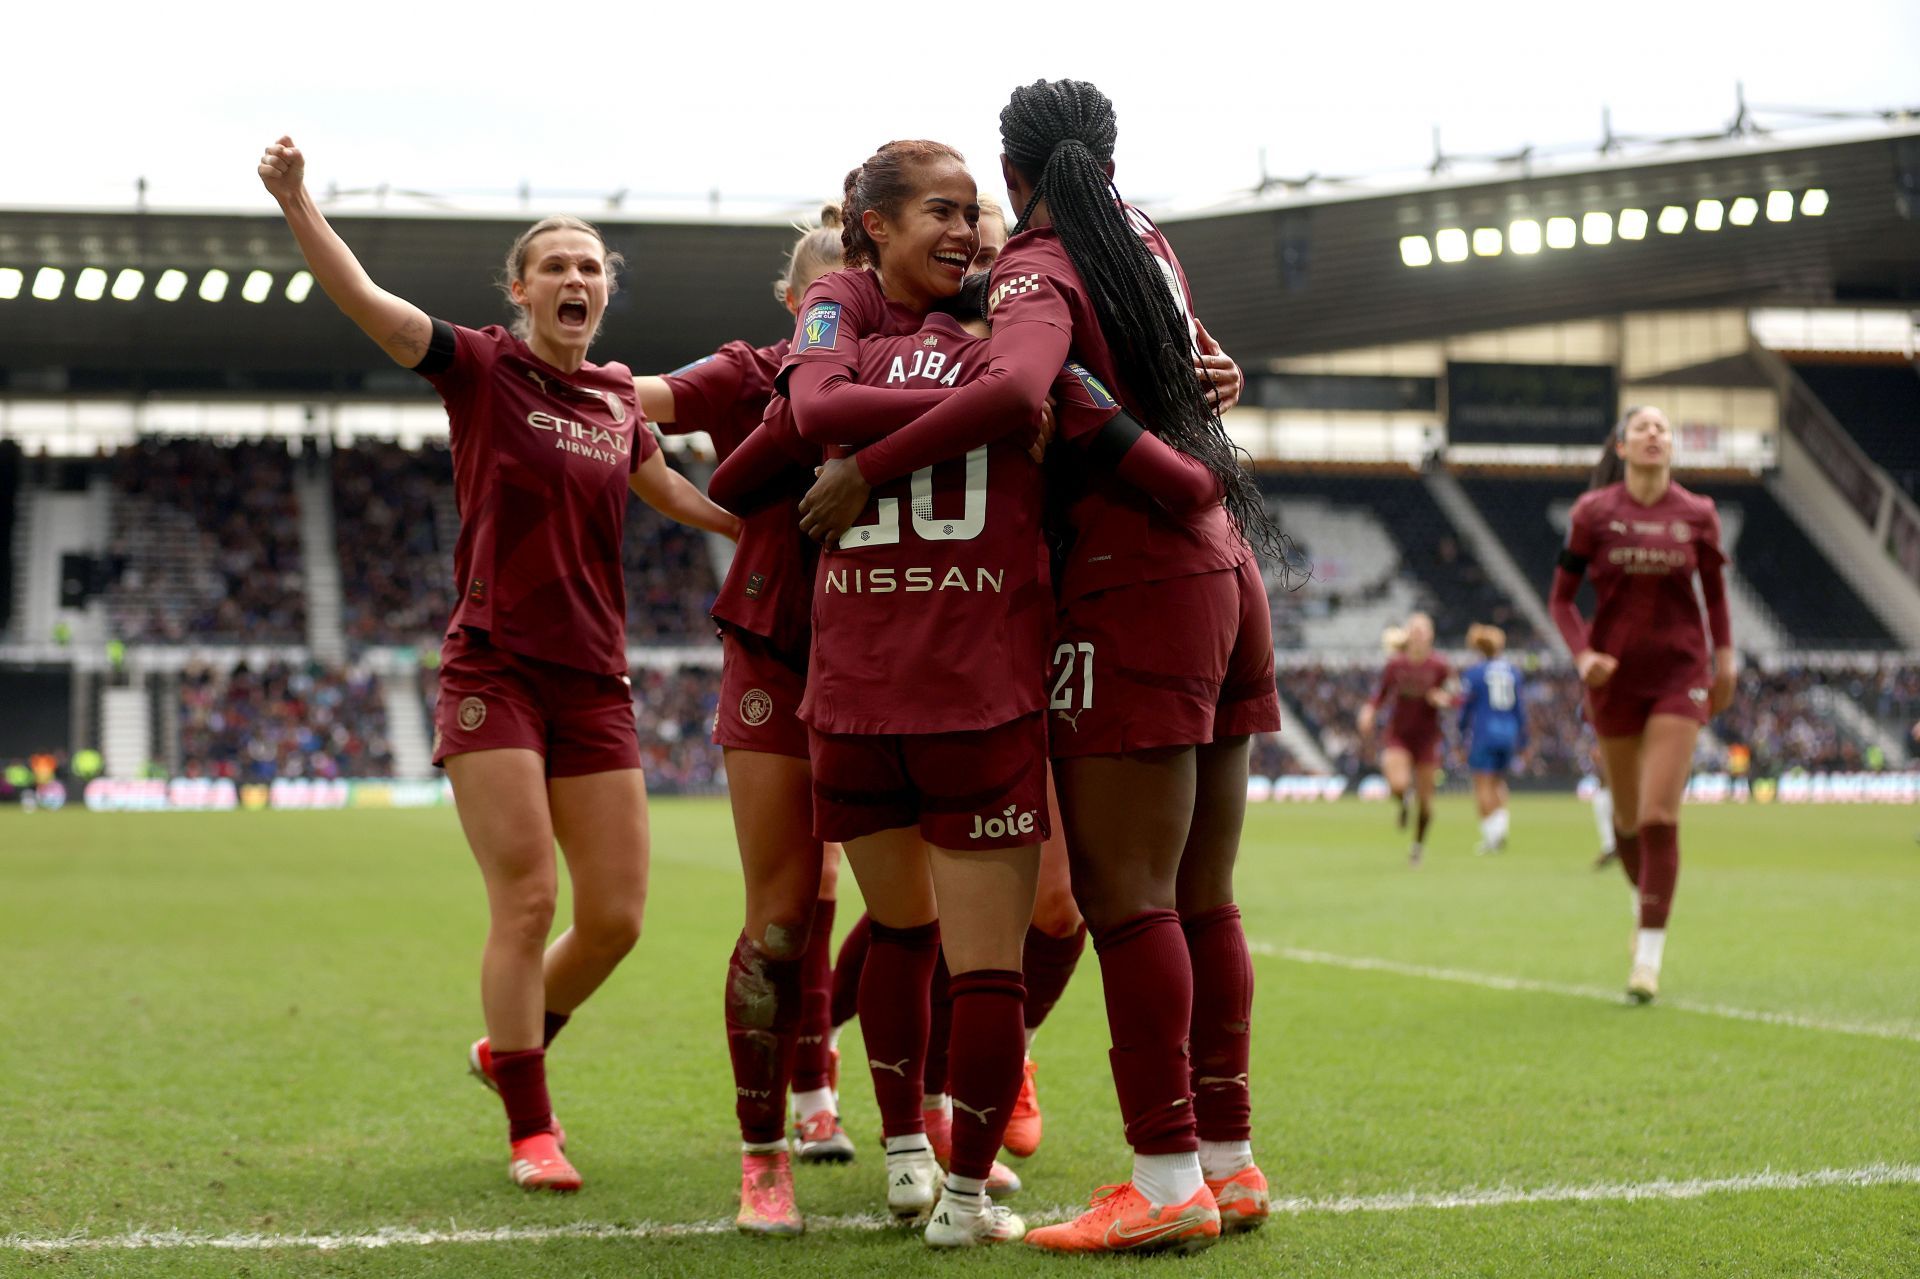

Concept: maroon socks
[[1415, 803, 1432, 845], [924, 954, 953, 1097], [860, 920, 940, 1137], [490, 1047, 555, 1142], [1092, 909, 1198, 1155], [542, 1010, 569, 1048], [830, 911, 872, 1030], [1615, 829, 1643, 888], [1182, 903, 1253, 1143], [1022, 922, 1087, 1031], [792, 897, 837, 1094], [943, 969, 1027, 1180], [723, 931, 804, 1145], [1637, 822, 1679, 929]]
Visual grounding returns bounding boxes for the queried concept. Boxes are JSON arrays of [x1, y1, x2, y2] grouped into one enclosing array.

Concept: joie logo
[[969, 803, 1037, 841]]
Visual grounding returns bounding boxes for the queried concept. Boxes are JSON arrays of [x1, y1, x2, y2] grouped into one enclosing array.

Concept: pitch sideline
[[1255, 944, 1920, 1044], [5, 1163, 1916, 1252]]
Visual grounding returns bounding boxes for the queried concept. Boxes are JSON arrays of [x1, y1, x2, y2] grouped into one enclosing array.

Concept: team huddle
[[258, 75, 1735, 1256]]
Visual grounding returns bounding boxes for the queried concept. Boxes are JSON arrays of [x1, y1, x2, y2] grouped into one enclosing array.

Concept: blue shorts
[[1467, 742, 1515, 774]]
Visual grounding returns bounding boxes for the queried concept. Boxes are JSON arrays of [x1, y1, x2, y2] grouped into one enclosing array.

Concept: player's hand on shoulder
[[1192, 318, 1243, 412], [258, 135, 305, 202], [1030, 397, 1058, 464], [1575, 650, 1618, 688]]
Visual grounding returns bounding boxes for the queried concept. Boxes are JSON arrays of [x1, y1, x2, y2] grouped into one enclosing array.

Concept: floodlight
[[1695, 199, 1724, 231], [1618, 209, 1648, 240], [1729, 197, 1759, 227], [285, 270, 314, 302], [1800, 188, 1828, 216], [0, 268, 20, 299], [1472, 227, 1502, 256], [111, 268, 145, 300], [241, 270, 273, 303], [1657, 205, 1688, 234], [1508, 219, 1542, 254], [1435, 228, 1469, 263], [1766, 190, 1793, 222], [1545, 217, 1577, 249], [155, 269, 188, 301], [75, 268, 108, 301], [1582, 211, 1613, 245], [32, 267, 65, 300], [199, 269, 230, 302]]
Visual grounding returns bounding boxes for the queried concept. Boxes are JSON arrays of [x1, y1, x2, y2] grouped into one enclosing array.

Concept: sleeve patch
[[988, 273, 1043, 313], [795, 302, 841, 353], [1065, 361, 1119, 410], [667, 355, 714, 377]]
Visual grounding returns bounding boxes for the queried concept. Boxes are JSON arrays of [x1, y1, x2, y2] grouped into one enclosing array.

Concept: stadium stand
[[1457, 472, 1897, 650], [0, 440, 18, 636], [104, 440, 306, 644], [177, 659, 393, 780], [1263, 470, 1536, 650], [1793, 362, 1920, 500], [331, 441, 458, 646]]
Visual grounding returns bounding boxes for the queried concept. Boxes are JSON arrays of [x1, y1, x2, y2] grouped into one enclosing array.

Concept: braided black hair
[[999, 78, 1291, 567]]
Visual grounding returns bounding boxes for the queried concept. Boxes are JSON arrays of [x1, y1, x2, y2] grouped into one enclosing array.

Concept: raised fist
[[258, 135, 306, 202]]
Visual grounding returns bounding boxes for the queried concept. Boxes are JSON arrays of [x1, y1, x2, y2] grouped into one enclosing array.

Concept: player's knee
[[1638, 801, 1679, 827], [579, 899, 646, 958], [494, 888, 558, 948], [1031, 881, 1083, 936]]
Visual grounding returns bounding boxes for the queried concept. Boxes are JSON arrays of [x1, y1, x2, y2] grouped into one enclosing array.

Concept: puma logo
[[525, 368, 551, 396], [952, 1098, 997, 1124], [1054, 707, 1086, 731], [1197, 1073, 1250, 1089], [870, 1057, 910, 1077]]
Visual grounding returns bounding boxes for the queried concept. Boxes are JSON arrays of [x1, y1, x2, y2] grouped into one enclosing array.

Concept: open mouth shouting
[[557, 298, 591, 331]]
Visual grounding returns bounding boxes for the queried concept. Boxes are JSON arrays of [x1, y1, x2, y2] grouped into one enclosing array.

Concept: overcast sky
[[8, 1, 1917, 218]]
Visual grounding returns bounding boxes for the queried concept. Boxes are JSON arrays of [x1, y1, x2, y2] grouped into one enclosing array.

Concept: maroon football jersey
[[985, 211, 1247, 600], [1566, 481, 1724, 694], [777, 268, 926, 394], [660, 339, 787, 462], [1371, 655, 1451, 743], [709, 398, 820, 659], [800, 313, 1049, 734], [417, 322, 657, 675]]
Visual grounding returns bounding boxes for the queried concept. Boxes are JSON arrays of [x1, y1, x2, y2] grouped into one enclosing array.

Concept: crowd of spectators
[[332, 443, 456, 645], [106, 440, 306, 643], [179, 660, 393, 780], [623, 459, 721, 645], [1707, 667, 1869, 775]]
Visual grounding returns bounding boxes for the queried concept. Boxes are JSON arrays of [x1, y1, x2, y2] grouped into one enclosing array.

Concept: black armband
[[412, 318, 458, 376], [1085, 409, 1146, 470], [1557, 548, 1589, 575]]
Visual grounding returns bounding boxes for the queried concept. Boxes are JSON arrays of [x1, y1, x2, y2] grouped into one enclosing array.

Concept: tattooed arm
[[258, 135, 433, 367]]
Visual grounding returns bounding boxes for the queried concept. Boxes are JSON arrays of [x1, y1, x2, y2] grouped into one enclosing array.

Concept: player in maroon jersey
[[624, 212, 854, 1233], [1549, 406, 1735, 1003], [260, 137, 739, 1194], [1359, 612, 1454, 866], [794, 81, 1287, 1254]]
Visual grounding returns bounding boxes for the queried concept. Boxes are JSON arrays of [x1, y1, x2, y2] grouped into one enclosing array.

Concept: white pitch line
[[7, 1164, 1916, 1252], [1253, 944, 1920, 1044]]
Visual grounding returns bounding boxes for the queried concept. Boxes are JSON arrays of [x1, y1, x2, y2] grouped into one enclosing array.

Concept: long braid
[[1000, 79, 1291, 568]]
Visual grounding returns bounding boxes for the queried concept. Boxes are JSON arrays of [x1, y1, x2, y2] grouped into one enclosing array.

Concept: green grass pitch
[[3, 797, 1916, 1276]]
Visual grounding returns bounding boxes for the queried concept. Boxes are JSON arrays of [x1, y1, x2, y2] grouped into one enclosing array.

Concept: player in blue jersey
[[1457, 625, 1528, 854]]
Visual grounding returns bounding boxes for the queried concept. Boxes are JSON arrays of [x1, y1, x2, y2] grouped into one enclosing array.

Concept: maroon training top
[[416, 321, 657, 675]]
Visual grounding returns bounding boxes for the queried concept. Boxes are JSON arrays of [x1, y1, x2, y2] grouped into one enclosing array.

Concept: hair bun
[[817, 203, 842, 229]]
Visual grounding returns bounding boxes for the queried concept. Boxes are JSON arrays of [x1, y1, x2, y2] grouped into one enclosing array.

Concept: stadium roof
[[1, 128, 1916, 396]]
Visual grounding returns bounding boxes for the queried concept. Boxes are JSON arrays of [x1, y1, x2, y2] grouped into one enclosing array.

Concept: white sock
[[1132, 1150, 1204, 1206], [742, 1139, 785, 1156], [828, 1025, 842, 1051], [1593, 788, 1615, 851], [943, 1173, 986, 1198], [1493, 807, 1510, 844], [922, 1092, 950, 1115], [792, 1086, 834, 1120], [1023, 1026, 1039, 1052], [1198, 1139, 1254, 1181], [885, 1134, 932, 1157], [1480, 813, 1500, 845], [1634, 928, 1666, 972]]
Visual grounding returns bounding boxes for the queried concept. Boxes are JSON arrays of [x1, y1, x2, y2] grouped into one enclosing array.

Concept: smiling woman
[[256, 135, 741, 1199]]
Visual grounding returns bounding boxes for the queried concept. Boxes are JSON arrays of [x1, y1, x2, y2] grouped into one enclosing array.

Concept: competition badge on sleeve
[[796, 302, 842, 353], [1063, 361, 1119, 410]]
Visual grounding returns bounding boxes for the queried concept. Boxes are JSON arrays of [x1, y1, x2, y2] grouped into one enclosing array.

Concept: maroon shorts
[[433, 629, 640, 778], [1383, 730, 1443, 768], [809, 713, 1050, 850], [1586, 679, 1711, 739], [714, 629, 810, 760], [1049, 559, 1280, 758]]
